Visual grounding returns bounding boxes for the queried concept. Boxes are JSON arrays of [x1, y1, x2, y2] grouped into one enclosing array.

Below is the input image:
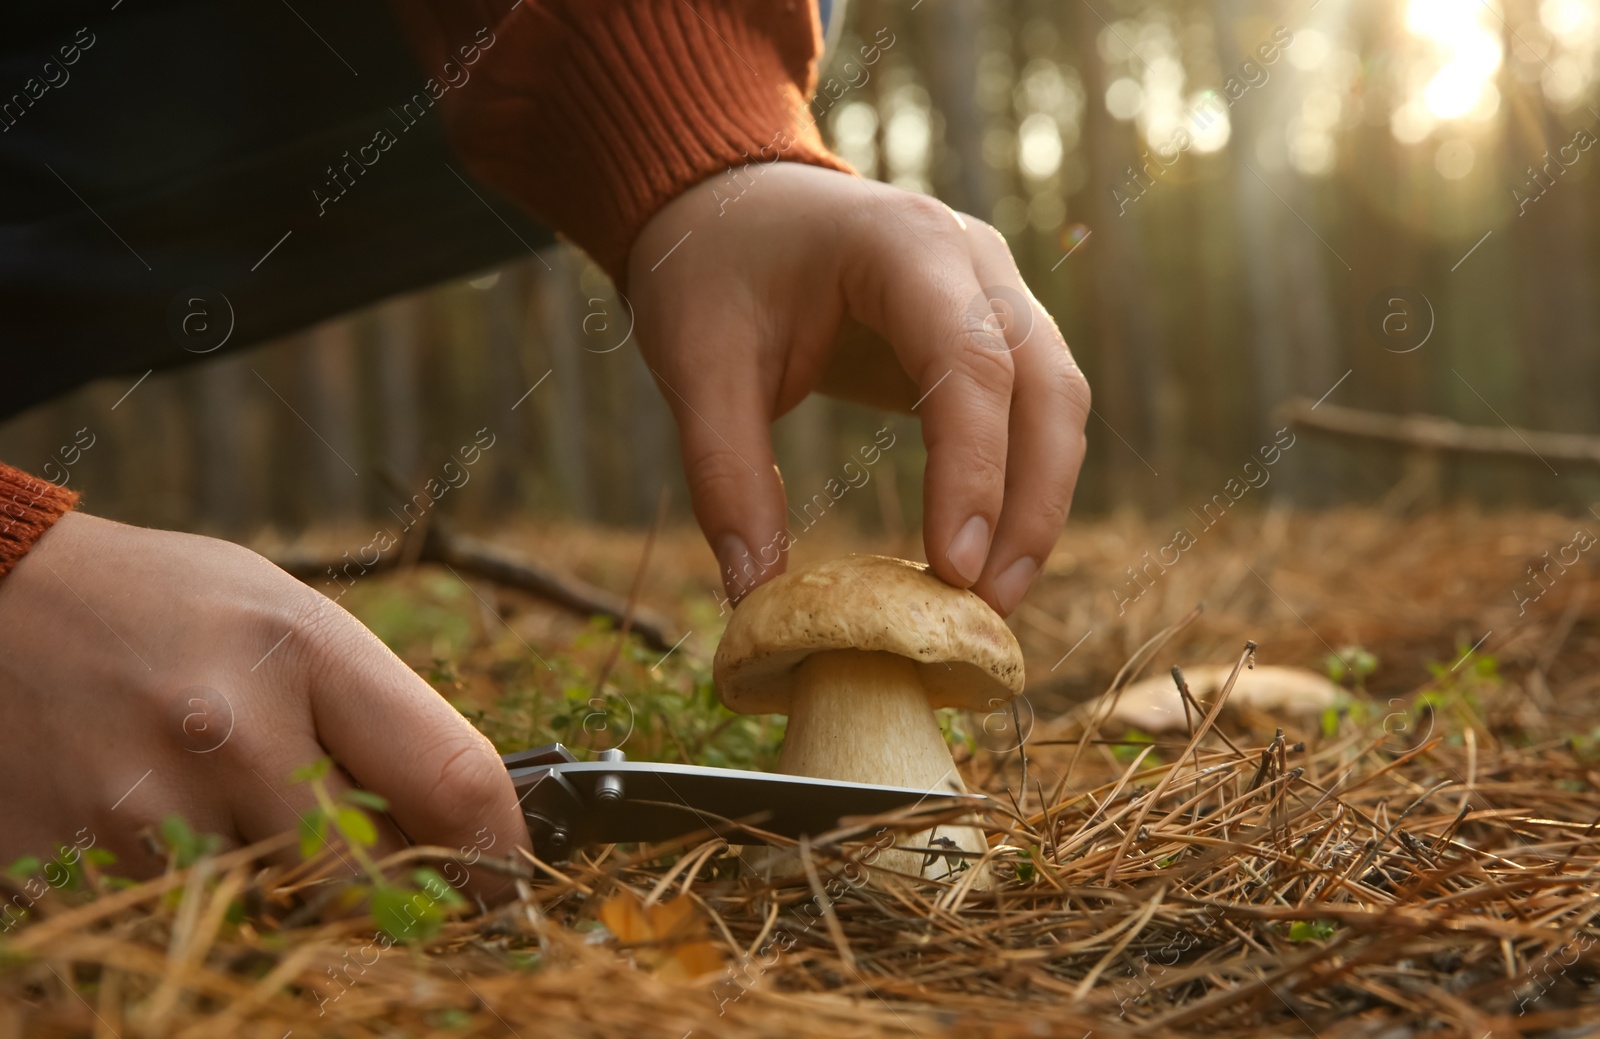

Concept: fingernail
[[715, 533, 756, 603], [991, 556, 1040, 616], [945, 515, 990, 584]]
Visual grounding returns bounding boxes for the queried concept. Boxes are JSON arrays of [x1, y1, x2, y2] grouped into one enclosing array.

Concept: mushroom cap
[[713, 555, 1025, 714]]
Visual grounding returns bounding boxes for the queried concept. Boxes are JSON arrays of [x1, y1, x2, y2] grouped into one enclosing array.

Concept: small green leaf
[[343, 789, 389, 812], [413, 867, 466, 908], [1288, 920, 1337, 942], [1015, 844, 1042, 884], [83, 848, 116, 868], [433, 1007, 472, 1029], [369, 885, 413, 941], [1353, 648, 1378, 677], [160, 816, 194, 862], [159, 815, 221, 868], [290, 757, 332, 784], [371, 884, 444, 943], [1320, 707, 1340, 739], [299, 809, 330, 861], [335, 806, 378, 849], [42, 856, 83, 891], [1111, 729, 1160, 765], [1329, 645, 1377, 681], [6, 856, 41, 879]]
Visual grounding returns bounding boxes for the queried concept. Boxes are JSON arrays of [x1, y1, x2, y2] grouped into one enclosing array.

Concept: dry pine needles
[[5, 509, 1600, 1038]]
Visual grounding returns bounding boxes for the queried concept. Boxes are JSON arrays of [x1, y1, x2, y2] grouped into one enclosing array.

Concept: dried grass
[[7, 507, 1600, 1037]]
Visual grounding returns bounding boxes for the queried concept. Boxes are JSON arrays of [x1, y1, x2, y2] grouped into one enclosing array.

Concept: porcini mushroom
[[714, 555, 1024, 883], [1103, 665, 1340, 734]]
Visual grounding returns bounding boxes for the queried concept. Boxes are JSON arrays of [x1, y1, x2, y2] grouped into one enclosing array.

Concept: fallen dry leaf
[[598, 891, 724, 981]]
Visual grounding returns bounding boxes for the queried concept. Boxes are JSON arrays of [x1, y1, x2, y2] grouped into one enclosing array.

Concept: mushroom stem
[[779, 650, 958, 788], [777, 649, 987, 883]]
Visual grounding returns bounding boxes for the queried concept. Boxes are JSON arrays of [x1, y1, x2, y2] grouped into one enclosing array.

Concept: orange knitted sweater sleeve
[[0, 463, 79, 585], [0, 3, 844, 580], [392, 0, 852, 282]]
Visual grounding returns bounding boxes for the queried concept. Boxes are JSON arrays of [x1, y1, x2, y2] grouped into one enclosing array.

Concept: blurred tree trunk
[[532, 246, 594, 520], [626, 347, 674, 523], [1073, 1, 1166, 510], [1266, 30, 1341, 503], [1514, 109, 1600, 439], [1215, 0, 1338, 504], [775, 395, 833, 521], [192, 353, 259, 535], [299, 321, 363, 523], [374, 296, 423, 488], [1343, 0, 1419, 499], [483, 266, 530, 510], [919, 0, 997, 216], [139, 376, 195, 529], [1217, 0, 1291, 461]]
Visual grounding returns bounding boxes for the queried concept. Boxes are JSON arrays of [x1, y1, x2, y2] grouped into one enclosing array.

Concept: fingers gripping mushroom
[[714, 555, 1024, 883]]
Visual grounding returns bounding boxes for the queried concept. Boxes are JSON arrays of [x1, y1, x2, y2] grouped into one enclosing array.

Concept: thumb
[[649, 360, 788, 604]]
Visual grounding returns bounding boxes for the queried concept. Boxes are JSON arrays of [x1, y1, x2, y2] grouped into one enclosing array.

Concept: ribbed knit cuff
[[413, 0, 852, 284], [0, 463, 78, 585]]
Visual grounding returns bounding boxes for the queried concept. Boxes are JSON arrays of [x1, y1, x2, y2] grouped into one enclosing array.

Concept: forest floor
[[5, 506, 1600, 1037]]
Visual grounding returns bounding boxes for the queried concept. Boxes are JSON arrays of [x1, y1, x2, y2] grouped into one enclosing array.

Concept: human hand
[[0, 512, 528, 897], [628, 163, 1090, 616]]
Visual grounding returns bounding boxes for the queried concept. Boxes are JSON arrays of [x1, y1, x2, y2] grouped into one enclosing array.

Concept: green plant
[[1111, 729, 1161, 766], [1288, 920, 1337, 942], [474, 619, 784, 771], [158, 816, 223, 870], [1014, 846, 1038, 885], [938, 707, 977, 756], [1566, 726, 1600, 761], [431, 1007, 473, 1029], [292, 758, 465, 943], [1318, 691, 1376, 740], [1324, 645, 1378, 689], [1426, 643, 1500, 686], [347, 575, 476, 663], [1415, 643, 1498, 744]]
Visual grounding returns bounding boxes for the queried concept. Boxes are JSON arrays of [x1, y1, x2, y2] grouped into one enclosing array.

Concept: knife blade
[[503, 743, 982, 859]]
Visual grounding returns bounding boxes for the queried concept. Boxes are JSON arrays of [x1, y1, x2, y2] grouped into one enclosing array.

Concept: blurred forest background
[[3, 0, 1598, 542]]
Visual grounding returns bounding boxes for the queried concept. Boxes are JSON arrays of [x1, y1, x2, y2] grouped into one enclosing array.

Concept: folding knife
[[502, 744, 983, 859]]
